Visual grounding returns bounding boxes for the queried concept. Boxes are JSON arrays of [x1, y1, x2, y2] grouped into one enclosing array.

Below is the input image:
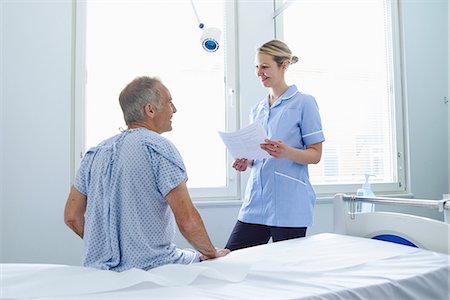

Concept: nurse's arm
[[289, 142, 323, 164], [64, 186, 87, 239]]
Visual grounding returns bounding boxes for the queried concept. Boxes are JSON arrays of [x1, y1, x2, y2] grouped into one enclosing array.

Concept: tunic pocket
[[274, 171, 307, 185], [273, 171, 312, 226]]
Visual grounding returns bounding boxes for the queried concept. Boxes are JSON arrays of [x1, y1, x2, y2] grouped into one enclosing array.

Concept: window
[[74, 0, 238, 199], [275, 0, 406, 194], [75, 1, 406, 200]]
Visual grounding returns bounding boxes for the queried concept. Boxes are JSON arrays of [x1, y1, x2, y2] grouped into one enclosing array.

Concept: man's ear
[[145, 103, 157, 118]]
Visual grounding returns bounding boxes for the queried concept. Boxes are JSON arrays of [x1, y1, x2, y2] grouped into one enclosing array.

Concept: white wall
[[375, 0, 449, 220], [1, 1, 73, 263], [400, 0, 448, 199], [1, 0, 448, 265], [0, 0, 4, 262]]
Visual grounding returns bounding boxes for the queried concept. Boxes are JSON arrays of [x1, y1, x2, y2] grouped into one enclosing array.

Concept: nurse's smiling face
[[255, 53, 285, 88]]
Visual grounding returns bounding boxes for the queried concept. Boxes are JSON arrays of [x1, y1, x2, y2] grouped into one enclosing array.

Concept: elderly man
[[64, 76, 229, 271]]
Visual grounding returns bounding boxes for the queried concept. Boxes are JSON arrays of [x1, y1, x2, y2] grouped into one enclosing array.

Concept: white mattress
[[3, 233, 450, 299]]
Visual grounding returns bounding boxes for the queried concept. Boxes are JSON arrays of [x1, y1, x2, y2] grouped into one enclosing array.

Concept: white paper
[[218, 122, 270, 159]]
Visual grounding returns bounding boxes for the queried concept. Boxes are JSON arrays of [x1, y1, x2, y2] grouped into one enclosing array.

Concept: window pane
[[280, 0, 398, 186], [85, 0, 227, 189]]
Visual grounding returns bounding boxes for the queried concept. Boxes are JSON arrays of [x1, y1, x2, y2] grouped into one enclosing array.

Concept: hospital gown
[[74, 128, 199, 272]]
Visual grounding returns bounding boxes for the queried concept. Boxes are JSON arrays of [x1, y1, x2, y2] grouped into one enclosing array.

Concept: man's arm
[[64, 186, 87, 239], [166, 181, 229, 260]]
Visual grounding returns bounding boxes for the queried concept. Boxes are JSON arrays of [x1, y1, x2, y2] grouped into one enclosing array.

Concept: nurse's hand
[[232, 158, 253, 171], [261, 139, 289, 158]]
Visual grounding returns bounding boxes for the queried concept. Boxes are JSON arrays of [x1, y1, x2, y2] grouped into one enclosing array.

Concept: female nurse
[[225, 40, 325, 251]]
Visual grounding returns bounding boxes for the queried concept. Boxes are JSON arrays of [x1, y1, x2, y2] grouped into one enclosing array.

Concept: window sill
[[193, 193, 415, 207]]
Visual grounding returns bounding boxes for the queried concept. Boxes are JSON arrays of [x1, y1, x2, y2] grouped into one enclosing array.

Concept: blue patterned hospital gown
[[74, 128, 199, 271]]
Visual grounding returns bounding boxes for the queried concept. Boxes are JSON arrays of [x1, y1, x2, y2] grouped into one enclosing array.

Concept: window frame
[[274, 0, 407, 196], [72, 0, 408, 201], [72, 0, 241, 201]]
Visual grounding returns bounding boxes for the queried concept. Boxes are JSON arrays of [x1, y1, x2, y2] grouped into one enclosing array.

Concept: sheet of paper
[[218, 122, 270, 159]]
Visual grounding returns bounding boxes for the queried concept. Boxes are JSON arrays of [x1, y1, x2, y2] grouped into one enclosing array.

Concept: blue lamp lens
[[203, 39, 219, 52]]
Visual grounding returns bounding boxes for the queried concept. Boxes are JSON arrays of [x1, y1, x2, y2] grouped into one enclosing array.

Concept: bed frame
[[333, 193, 450, 254]]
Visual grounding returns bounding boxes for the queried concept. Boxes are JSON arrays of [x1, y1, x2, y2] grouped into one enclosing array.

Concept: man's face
[[153, 83, 177, 134]]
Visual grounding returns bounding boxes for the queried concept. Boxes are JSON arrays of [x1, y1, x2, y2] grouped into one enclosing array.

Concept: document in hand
[[218, 122, 270, 159]]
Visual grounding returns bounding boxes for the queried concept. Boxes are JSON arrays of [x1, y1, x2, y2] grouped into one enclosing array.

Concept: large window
[[74, 0, 238, 199], [75, 0, 406, 200], [275, 0, 406, 194]]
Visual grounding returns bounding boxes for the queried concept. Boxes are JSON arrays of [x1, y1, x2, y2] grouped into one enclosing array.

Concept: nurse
[[225, 40, 325, 251]]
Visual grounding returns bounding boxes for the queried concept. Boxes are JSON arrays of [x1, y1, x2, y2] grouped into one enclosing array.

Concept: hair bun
[[290, 56, 299, 64]]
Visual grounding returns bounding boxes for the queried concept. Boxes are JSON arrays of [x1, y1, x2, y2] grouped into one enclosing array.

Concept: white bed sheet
[[2, 233, 449, 300]]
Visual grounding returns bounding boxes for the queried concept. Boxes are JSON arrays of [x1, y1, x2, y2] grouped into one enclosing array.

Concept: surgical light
[[190, 0, 221, 52]]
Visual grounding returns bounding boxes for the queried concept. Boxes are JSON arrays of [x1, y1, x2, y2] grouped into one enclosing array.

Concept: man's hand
[[200, 248, 231, 261]]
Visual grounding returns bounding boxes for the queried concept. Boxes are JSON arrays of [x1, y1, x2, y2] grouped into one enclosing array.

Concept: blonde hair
[[257, 40, 299, 66]]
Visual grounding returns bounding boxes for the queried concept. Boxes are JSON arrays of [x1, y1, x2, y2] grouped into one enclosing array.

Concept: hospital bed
[[334, 193, 450, 254], [3, 194, 450, 300]]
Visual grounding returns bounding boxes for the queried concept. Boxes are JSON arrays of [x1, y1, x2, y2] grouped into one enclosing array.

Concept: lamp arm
[[190, 0, 204, 28]]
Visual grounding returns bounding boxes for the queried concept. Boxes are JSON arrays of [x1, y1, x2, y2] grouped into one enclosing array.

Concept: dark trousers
[[225, 220, 307, 251]]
